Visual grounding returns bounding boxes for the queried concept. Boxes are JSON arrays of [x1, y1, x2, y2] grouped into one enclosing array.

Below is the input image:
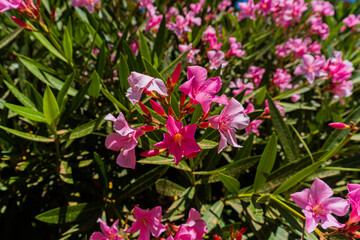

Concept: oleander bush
[[0, 0, 360, 239]]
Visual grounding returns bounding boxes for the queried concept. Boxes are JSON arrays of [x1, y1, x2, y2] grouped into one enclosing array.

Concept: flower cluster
[[90, 207, 208, 240], [291, 178, 360, 238]]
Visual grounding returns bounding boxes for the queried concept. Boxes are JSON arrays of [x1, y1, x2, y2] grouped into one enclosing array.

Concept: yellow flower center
[[313, 204, 325, 215], [174, 133, 183, 146]]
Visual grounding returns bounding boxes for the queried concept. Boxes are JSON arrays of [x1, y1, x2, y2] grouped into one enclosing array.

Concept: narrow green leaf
[[2, 102, 46, 122], [63, 27, 73, 62], [143, 58, 163, 80], [190, 104, 203, 124], [122, 41, 139, 72], [290, 123, 314, 163], [59, 161, 74, 184], [153, 16, 167, 60], [88, 71, 101, 98], [218, 173, 240, 195], [248, 110, 263, 122], [118, 53, 130, 91], [161, 50, 189, 80], [3, 81, 37, 110], [94, 152, 108, 192], [0, 126, 54, 142], [69, 118, 102, 140], [164, 187, 195, 219], [96, 42, 106, 77], [35, 203, 103, 224], [0, 27, 23, 50], [197, 139, 219, 150], [32, 31, 68, 63], [266, 95, 299, 162], [100, 84, 128, 112], [57, 71, 76, 109], [25, 81, 43, 111], [203, 200, 224, 232], [139, 31, 152, 64], [155, 179, 185, 197], [234, 132, 254, 160], [254, 132, 277, 192], [43, 86, 60, 131], [138, 156, 191, 172]]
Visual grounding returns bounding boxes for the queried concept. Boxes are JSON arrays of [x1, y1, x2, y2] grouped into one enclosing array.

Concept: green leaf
[[43, 86, 60, 131], [122, 40, 139, 72], [100, 84, 128, 112], [32, 31, 68, 63], [218, 173, 240, 195], [254, 132, 277, 192], [57, 71, 76, 109], [69, 118, 102, 140], [2, 102, 46, 122], [161, 50, 189, 80], [139, 31, 152, 64], [143, 58, 163, 80], [198, 139, 219, 150], [118, 166, 169, 202], [0, 27, 23, 50], [35, 203, 103, 224], [234, 132, 254, 160], [155, 179, 185, 197], [94, 152, 108, 192], [138, 156, 191, 172], [59, 161, 73, 184], [164, 187, 195, 219], [3, 81, 37, 110], [153, 16, 167, 61], [248, 110, 263, 122], [118, 53, 130, 91], [0, 126, 54, 142], [190, 104, 203, 124], [266, 95, 299, 162], [63, 27, 73, 62], [96, 42, 106, 77], [88, 71, 101, 98], [203, 200, 224, 232], [25, 81, 43, 111]]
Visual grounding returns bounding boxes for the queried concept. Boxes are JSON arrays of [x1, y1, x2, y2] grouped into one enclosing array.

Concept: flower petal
[[116, 149, 136, 169], [290, 188, 310, 209], [310, 178, 334, 204]]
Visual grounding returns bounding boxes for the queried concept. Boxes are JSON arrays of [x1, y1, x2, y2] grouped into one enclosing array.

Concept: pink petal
[[323, 197, 349, 216], [294, 65, 307, 75], [221, 128, 241, 148], [126, 87, 143, 105], [290, 188, 310, 209], [187, 66, 208, 85], [89, 231, 106, 240], [212, 94, 229, 105], [320, 214, 344, 229], [149, 221, 166, 237], [166, 115, 183, 136], [134, 207, 149, 220], [200, 77, 222, 96], [310, 178, 334, 204], [138, 227, 151, 240], [303, 210, 318, 233], [116, 149, 136, 169], [147, 78, 168, 96], [188, 208, 202, 221], [128, 72, 153, 90], [195, 92, 213, 113], [302, 54, 314, 67], [348, 183, 360, 193], [105, 133, 128, 151], [217, 132, 228, 153]]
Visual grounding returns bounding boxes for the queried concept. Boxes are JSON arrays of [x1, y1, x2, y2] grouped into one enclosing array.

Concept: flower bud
[[140, 149, 164, 157], [199, 122, 210, 128], [140, 125, 156, 132], [11, 16, 30, 29], [139, 102, 150, 116], [328, 122, 350, 129], [150, 99, 167, 117], [180, 93, 186, 106], [172, 62, 181, 85]]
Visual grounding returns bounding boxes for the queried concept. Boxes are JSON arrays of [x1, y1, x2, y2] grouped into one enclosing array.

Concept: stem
[[322, 166, 360, 172], [301, 219, 305, 240]]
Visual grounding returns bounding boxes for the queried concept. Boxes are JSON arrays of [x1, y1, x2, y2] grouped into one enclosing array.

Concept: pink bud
[[328, 122, 349, 129], [140, 149, 162, 157], [180, 93, 186, 106], [11, 16, 27, 28], [172, 62, 181, 85], [150, 99, 166, 117], [51, 7, 56, 21], [140, 125, 156, 132], [139, 102, 150, 116]]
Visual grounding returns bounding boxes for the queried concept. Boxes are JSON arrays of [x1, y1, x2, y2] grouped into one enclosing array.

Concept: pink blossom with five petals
[[294, 54, 327, 83], [90, 218, 122, 240]]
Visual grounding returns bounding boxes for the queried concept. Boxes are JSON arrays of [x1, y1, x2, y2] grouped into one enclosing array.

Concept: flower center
[[174, 133, 183, 146], [312, 204, 325, 215], [140, 217, 148, 227], [308, 66, 314, 73]]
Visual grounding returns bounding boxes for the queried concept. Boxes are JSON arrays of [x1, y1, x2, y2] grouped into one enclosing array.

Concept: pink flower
[[208, 50, 228, 70], [343, 14, 360, 29], [328, 122, 349, 129], [227, 37, 245, 58], [154, 116, 201, 165], [104, 113, 143, 169], [175, 208, 207, 240], [256, 0, 272, 16], [179, 66, 223, 113], [184, 9, 202, 26], [179, 44, 200, 64], [347, 184, 360, 223], [202, 26, 222, 50], [167, 15, 192, 38], [208, 98, 250, 153], [310, 17, 330, 40], [330, 80, 353, 102], [146, 13, 163, 32], [130, 40, 140, 56], [326, 51, 354, 82], [190, 0, 205, 15], [229, 78, 254, 96], [273, 69, 292, 91], [311, 1, 334, 16], [244, 103, 262, 136], [291, 84, 301, 102], [294, 54, 327, 84], [124, 206, 166, 240], [165, 6, 179, 22], [90, 218, 122, 240], [126, 72, 168, 105], [244, 66, 265, 87], [138, 0, 155, 8], [291, 0, 308, 23], [0, 0, 23, 12], [72, 0, 100, 13], [290, 178, 349, 233], [218, 0, 232, 12], [238, 0, 256, 20]]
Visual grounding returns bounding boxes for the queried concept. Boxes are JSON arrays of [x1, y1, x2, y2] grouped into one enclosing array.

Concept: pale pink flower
[[218, 0, 232, 12], [310, 16, 330, 40], [104, 113, 143, 169], [311, 1, 334, 16], [90, 218, 121, 240], [326, 51, 354, 82], [343, 14, 360, 29], [273, 69, 292, 91], [126, 72, 168, 105], [124, 206, 166, 240], [167, 15, 192, 38], [229, 78, 254, 96], [184, 9, 202, 26], [294, 54, 327, 83], [308, 41, 322, 55], [190, 0, 205, 15], [238, 0, 256, 20], [244, 66, 265, 87], [202, 26, 222, 50], [72, 0, 100, 13], [290, 178, 349, 233], [146, 13, 163, 32], [208, 98, 250, 153], [347, 184, 360, 223], [179, 43, 200, 64], [256, 0, 272, 15], [165, 6, 179, 22], [179, 66, 223, 113], [244, 103, 262, 136], [208, 50, 228, 70], [138, 0, 155, 9], [227, 37, 245, 58], [330, 80, 353, 103], [130, 40, 140, 56], [154, 116, 201, 165], [291, 0, 308, 23], [0, 0, 23, 12]]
